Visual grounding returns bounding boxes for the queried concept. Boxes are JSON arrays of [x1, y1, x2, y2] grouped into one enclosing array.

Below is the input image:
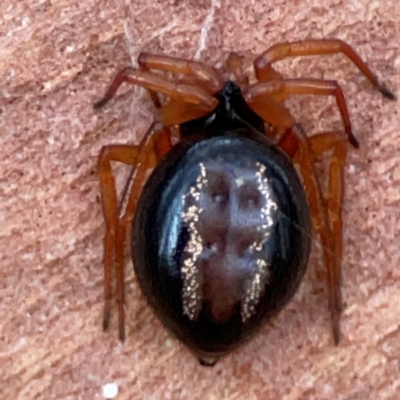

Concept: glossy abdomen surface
[[132, 130, 311, 363]]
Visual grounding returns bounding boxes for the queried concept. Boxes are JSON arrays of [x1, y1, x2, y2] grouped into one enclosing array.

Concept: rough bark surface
[[1, 1, 399, 399]]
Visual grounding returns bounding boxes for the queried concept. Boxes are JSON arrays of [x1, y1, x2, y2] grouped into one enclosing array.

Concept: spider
[[94, 39, 395, 366]]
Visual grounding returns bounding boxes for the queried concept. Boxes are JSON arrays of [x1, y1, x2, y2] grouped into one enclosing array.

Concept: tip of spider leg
[[93, 97, 110, 109], [332, 317, 341, 346], [103, 317, 110, 332], [347, 131, 360, 149], [103, 304, 111, 331], [118, 302, 126, 342], [350, 136, 360, 149], [378, 83, 397, 101], [333, 329, 340, 346]]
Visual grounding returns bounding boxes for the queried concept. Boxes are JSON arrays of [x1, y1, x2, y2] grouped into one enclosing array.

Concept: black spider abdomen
[[132, 129, 311, 365]]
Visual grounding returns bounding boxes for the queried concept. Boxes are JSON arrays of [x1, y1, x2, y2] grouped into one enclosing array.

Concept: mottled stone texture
[[1, 1, 399, 399]]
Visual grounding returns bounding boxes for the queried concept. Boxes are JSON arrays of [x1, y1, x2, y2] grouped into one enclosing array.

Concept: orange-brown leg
[[138, 53, 224, 125], [98, 124, 172, 341], [137, 52, 224, 94], [136, 53, 228, 139], [96, 64, 212, 338], [98, 143, 140, 340], [247, 78, 362, 147], [94, 67, 219, 111], [245, 79, 296, 135], [94, 51, 227, 111], [254, 39, 396, 100], [309, 131, 348, 343], [278, 125, 350, 344]]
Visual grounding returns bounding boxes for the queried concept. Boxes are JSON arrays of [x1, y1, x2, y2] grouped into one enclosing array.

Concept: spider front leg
[[138, 52, 225, 94], [98, 125, 172, 341], [254, 38, 396, 100], [94, 52, 225, 111], [94, 66, 218, 111], [246, 78, 364, 147], [136, 53, 225, 127]]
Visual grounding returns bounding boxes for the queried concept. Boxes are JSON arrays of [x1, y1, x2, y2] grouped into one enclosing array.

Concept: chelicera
[[94, 39, 395, 366]]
